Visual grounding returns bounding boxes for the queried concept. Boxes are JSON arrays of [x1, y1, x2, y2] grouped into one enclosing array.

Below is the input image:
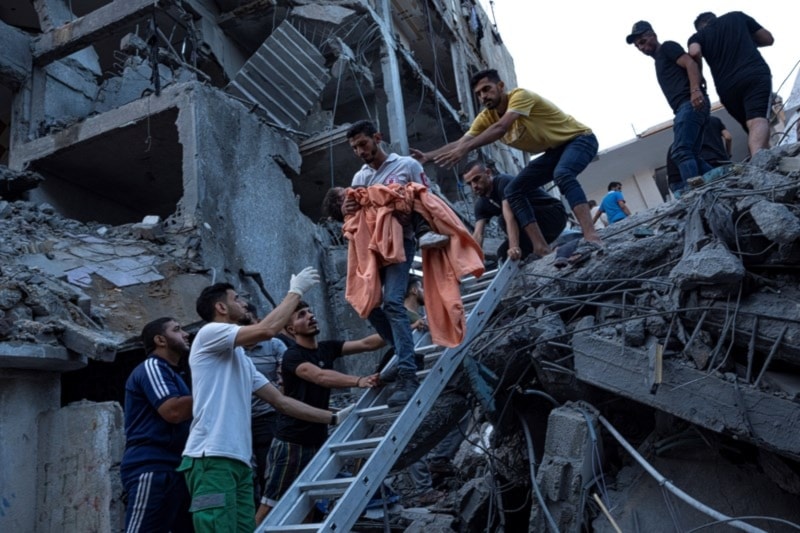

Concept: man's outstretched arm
[[411, 111, 520, 168]]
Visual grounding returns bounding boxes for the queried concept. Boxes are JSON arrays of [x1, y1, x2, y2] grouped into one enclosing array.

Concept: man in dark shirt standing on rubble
[[627, 20, 712, 196], [462, 159, 566, 261], [688, 11, 774, 157]]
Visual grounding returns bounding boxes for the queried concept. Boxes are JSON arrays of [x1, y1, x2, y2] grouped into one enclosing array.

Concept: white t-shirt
[[183, 322, 269, 465], [590, 205, 608, 229], [351, 153, 429, 187]]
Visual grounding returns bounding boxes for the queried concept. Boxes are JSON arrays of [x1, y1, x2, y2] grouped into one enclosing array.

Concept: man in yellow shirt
[[412, 69, 602, 260]]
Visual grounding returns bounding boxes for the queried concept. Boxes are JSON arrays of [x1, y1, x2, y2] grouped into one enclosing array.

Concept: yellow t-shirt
[[466, 88, 591, 154]]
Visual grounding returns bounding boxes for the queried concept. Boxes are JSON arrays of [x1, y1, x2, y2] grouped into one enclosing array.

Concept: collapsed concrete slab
[[572, 331, 800, 461]]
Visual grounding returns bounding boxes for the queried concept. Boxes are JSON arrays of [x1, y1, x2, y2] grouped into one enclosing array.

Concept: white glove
[[288, 266, 319, 296], [331, 403, 356, 426]]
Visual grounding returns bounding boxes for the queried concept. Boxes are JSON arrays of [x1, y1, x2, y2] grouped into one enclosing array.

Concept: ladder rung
[[297, 477, 355, 493], [306, 487, 351, 498], [416, 343, 439, 354], [355, 405, 393, 417], [423, 351, 444, 363], [463, 278, 493, 292], [263, 525, 321, 532], [462, 289, 487, 303], [462, 268, 496, 284], [329, 437, 382, 453], [335, 448, 378, 459], [362, 409, 400, 423]]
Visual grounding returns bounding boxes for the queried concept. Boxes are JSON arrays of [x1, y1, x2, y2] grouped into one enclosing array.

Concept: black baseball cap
[[626, 21, 653, 44]]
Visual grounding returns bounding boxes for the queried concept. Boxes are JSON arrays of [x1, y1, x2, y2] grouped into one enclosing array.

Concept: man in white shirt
[[177, 268, 352, 532]]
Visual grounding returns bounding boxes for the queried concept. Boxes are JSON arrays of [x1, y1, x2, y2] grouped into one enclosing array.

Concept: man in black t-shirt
[[627, 20, 712, 195], [689, 11, 774, 156], [256, 302, 383, 523], [462, 159, 566, 260]]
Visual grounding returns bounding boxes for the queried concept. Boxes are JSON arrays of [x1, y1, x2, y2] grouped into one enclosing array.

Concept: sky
[[476, 0, 800, 151]]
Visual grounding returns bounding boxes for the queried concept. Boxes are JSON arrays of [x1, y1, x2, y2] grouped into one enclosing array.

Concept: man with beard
[[340, 119, 448, 407], [121, 317, 194, 533], [461, 159, 567, 260], [178, 271, 355, 533], [627, 20, 712, 195], [256, 301, 382, 523], [411, 69, 602, 259]]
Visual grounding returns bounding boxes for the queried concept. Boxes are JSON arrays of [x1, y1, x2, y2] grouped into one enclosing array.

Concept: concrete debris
[[401, 143, 800, 531], [1, 0, 798, 529], [0, 165, 45, 196], [0, 198, 207, 359]]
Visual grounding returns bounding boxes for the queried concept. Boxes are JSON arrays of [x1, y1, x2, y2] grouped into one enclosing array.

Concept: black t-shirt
[[688, 12, 770, 94], [474, 174, 561, 232], [700, 116, 729, 165], [276, 340, 344, 446], [666, 116, 730, 183], [655, 41, 696, 112]]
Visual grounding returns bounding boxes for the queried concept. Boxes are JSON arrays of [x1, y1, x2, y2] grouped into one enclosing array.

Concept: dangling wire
[[329, 59, 346, 188], [487, 0, 500, 34]]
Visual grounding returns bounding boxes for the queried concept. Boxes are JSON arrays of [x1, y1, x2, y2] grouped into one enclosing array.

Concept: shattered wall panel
[[226, 20, 330, 129]]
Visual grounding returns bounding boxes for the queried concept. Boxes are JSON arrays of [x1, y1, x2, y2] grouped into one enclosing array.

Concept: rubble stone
[[749, 199, 800, 243], [668, 240, 745, 290]]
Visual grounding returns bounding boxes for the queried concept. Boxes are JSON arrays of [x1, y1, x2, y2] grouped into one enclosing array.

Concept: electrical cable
[[685, 516, 800, 532], [596, 415, 767, 533], [518, 413, 561, 533], [328, 59, 345, 188]]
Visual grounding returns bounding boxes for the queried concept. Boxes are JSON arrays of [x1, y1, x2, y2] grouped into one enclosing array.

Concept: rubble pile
[[394, 143, 800, 531], [0, 192, 206, 354]]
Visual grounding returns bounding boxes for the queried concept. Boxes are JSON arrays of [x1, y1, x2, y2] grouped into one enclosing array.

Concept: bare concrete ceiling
[[31, 109, 183, 225]]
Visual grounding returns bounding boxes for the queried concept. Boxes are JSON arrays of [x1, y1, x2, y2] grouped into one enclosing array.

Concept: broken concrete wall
[[36, 51, 102, 135], [0, 369, 59, 530], [36, 400, 124, 533], [530, 404, 600, 533], [0, 19, 31, 90], [187, 83, 339, 337]]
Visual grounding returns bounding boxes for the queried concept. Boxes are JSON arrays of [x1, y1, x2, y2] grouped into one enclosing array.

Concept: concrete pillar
[[450, 41, 474, 121], [530, 404, 601, 532], [377, 0, 408, 154], [32, 0, 74, 32], [0, 370, 60, 531], [36, 401, 124, 532], [0, 20, 32, 90]]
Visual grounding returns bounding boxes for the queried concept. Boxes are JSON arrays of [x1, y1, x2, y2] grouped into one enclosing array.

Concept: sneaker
[[418, 231, 450, 249], [387, 370, 419, 407]]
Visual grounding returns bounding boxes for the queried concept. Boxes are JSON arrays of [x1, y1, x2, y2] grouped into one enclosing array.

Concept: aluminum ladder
[[258, 258, 520, 532]]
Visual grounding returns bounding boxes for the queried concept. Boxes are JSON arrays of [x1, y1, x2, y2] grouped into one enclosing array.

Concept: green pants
[[178, 455, 254, 532]]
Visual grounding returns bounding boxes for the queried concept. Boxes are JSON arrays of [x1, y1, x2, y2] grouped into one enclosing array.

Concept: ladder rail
[[259, 258, 520, 532]]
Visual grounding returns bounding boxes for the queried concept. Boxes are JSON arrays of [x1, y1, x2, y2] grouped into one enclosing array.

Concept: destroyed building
[[1, 1, 800, 532]]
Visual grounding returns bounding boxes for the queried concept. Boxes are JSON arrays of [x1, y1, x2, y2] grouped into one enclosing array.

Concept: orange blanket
[[342, 183, 484, 347]]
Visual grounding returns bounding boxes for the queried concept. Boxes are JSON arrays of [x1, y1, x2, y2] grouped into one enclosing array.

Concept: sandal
[[566, 240, 605, 266]]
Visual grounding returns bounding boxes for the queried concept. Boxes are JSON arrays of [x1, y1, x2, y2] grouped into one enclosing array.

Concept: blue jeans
[[505, 133, 598, 228], [672, 100, 713, 188], [368, 236, 416, 372]]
